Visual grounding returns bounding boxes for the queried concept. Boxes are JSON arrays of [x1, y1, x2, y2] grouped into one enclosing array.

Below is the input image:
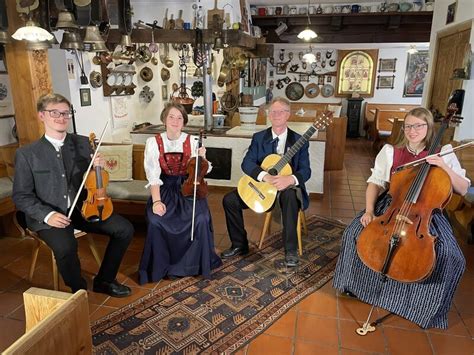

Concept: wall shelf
[[252, 11, 433, 43]]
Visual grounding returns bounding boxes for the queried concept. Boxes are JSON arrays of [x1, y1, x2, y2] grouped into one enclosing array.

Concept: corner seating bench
[[0, 176, 15, 218], [107, 180, 149, 216]]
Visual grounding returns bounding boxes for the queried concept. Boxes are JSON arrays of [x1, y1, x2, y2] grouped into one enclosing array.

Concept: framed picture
[[403, 50, 429, 97], [376, 75, 395, 89], [162, 85, 168, 100], [0, 72, 15, 117], [79, 88, 91, 106], [318, 75, 325, 85], [446, 1, 457, 24], [276, 62, 287, 75], [378, 58, 397, 72], [299, 73, 309, 82], [336, 49, 379, 97]]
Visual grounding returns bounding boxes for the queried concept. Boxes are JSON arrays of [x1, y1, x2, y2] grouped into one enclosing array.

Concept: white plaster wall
[[423, 0, 474, 141]]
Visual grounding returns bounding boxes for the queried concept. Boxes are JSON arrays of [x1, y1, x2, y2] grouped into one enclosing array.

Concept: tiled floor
[[1, 138, 473, 354]]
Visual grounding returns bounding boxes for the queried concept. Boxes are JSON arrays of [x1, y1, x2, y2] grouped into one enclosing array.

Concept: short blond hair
[[37, 93, 71, 112]]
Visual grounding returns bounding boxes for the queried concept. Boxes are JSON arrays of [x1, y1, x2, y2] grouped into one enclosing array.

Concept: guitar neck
[[273, 125, 317, 173]]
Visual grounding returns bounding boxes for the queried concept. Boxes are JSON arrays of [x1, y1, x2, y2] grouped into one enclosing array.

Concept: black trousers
[[37, 211, 134, 292], [223, 188, 300, 252]]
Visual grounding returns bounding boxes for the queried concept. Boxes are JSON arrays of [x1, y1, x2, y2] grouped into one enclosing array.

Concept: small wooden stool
[[258, 209, 307, 255]]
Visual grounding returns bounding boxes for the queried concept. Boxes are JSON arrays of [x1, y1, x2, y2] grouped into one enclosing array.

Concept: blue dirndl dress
[[138, 135, 222, 284]]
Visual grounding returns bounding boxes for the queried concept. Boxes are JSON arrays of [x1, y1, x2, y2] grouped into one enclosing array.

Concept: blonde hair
[[395, 107, 435, 148], [37, 93, 71, 112], [270, 97, 291, 110]]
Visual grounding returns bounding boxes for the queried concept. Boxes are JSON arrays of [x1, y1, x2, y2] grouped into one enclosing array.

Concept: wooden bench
[[364, 103, 418, 140], [3, 288, 91, 354]]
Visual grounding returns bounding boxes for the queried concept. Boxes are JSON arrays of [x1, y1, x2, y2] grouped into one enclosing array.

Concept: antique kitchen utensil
[[140, 67, 153, 82], [175, 9, 184, 29], [321, 84, 335, 97], [207, 0, 224, 29]]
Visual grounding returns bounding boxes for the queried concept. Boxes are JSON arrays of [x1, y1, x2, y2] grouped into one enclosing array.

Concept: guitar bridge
[[248, 181, 265, 200]]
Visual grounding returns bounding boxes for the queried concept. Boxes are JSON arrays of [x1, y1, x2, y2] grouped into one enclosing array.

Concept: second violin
[[181, 130, 209, 199]]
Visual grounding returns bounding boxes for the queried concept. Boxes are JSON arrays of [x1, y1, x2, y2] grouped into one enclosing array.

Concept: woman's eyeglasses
[[43, 110, 74, 119], [402, 123, 427, 131]]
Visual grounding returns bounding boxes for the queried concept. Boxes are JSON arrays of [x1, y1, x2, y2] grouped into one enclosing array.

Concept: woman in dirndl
[[333, 107, 470, 329], [138, 103, 222, 284]]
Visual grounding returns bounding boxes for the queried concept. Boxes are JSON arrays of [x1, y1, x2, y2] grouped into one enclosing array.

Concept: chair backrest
[[386, 119, 405, 145]]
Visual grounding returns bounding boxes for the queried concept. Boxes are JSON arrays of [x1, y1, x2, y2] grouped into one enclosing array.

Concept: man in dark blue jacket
[[222, 97, 311, 266], [13, 93, 133, 297]]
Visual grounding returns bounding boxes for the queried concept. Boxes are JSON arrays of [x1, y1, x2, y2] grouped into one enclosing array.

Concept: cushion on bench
[[108, 180, 149, 201], [0, 177, 13, 200]]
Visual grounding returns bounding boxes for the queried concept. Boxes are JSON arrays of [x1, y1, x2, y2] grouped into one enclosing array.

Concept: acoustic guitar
[[237, 112, 332, 213]]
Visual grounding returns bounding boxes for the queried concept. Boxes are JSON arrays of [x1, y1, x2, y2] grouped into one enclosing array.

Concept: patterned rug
[[91, 215, 345, 354]]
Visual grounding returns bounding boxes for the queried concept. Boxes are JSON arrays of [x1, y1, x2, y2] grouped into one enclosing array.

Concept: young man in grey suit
[[13, 93, 134, 297]]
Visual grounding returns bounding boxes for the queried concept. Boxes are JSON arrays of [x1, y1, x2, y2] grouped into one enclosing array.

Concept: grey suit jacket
[[12, 134, 92, 231]]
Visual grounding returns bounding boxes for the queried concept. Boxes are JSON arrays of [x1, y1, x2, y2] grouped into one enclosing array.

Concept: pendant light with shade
[[298, 0, 317, 41]]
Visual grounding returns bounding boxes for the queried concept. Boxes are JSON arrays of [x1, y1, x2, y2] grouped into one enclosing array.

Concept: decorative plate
[[321, 84, 334, 97], [285, 82, 304, 101], [305, 83, 319, 98]]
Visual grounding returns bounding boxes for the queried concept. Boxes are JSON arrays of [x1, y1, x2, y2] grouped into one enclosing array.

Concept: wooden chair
[[14, 212, 102, 290], [258, 209, 307, 256]]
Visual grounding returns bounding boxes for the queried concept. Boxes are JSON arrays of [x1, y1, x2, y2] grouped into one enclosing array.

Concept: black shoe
[[221, 246, 249, 258], [342, 290, 358, 299], [93, 279, 132, 298], [285, 250, 299, 267]]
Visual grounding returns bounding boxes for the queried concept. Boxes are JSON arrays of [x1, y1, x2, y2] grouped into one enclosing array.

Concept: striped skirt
[[333, 194, 465, 329]]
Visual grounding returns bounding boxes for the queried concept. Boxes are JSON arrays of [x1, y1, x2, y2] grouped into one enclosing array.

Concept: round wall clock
[[321, 84, 335, 97], [285, 82, 304, 101], [305, 83, 319, 98]]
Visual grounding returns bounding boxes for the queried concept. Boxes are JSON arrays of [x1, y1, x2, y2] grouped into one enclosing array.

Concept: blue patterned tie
[[272, 137, 279, 154]]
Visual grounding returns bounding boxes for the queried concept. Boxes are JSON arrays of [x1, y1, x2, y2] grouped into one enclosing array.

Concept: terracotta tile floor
[[1, 139, 473, 354]]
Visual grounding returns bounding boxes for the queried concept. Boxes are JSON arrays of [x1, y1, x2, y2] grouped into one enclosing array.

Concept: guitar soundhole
[[268, 168, 278, 176]]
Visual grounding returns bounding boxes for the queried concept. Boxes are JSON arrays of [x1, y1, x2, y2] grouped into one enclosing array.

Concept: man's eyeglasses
[[402, 123, 427, 131], [43, 110, 74, 119], [269, 110, 290, 116]]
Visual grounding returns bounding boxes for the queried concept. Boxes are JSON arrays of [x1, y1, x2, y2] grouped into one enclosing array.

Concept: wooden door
[[429, 28, 470, 115]]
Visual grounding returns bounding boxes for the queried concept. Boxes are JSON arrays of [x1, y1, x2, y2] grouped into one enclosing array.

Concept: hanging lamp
[[297, 0, 317, 41]]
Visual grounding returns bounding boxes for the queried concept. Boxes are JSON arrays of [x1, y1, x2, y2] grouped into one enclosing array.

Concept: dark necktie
[[272, 137, 279, 154]]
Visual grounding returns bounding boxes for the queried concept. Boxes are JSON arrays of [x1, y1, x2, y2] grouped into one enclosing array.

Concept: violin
[[81, 133, 113, 222], [181, 130, 209, 199], [356, 105, 461, 283]]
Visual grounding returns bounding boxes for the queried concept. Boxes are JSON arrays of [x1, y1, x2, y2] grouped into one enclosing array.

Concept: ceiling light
[[12, 20, 54, 42], [298, 28, 317, 41], [298, 0, 318, 41], [407, 45, 418, 54]]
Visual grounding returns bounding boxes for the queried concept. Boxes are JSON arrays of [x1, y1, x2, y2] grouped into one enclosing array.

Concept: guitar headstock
[[313, 111, 333, 130]]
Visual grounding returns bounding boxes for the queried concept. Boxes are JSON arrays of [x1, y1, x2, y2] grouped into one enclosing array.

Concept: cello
[[354, 104, 462, 335]]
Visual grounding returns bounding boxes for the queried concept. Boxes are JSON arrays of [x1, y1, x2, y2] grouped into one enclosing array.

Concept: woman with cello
[[138, 102, 222, 284], [333, 107, 470, 329]]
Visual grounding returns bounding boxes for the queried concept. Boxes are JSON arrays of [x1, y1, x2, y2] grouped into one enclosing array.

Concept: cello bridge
[[396, 214, 413, 225]]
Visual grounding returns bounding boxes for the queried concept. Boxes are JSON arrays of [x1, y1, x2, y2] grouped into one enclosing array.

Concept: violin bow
[[190, 134, 202, 242], [68, 121, 110, 219], [395, 141, 474, 172]]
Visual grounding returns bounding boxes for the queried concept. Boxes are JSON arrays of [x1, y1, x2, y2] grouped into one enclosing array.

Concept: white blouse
[[367, 144, 470, 190], [144, 133, 212, 187]]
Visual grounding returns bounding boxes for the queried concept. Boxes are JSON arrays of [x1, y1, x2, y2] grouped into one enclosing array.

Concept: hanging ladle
[[164, 43, 174, 68], [149, 20, 159, 65]]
